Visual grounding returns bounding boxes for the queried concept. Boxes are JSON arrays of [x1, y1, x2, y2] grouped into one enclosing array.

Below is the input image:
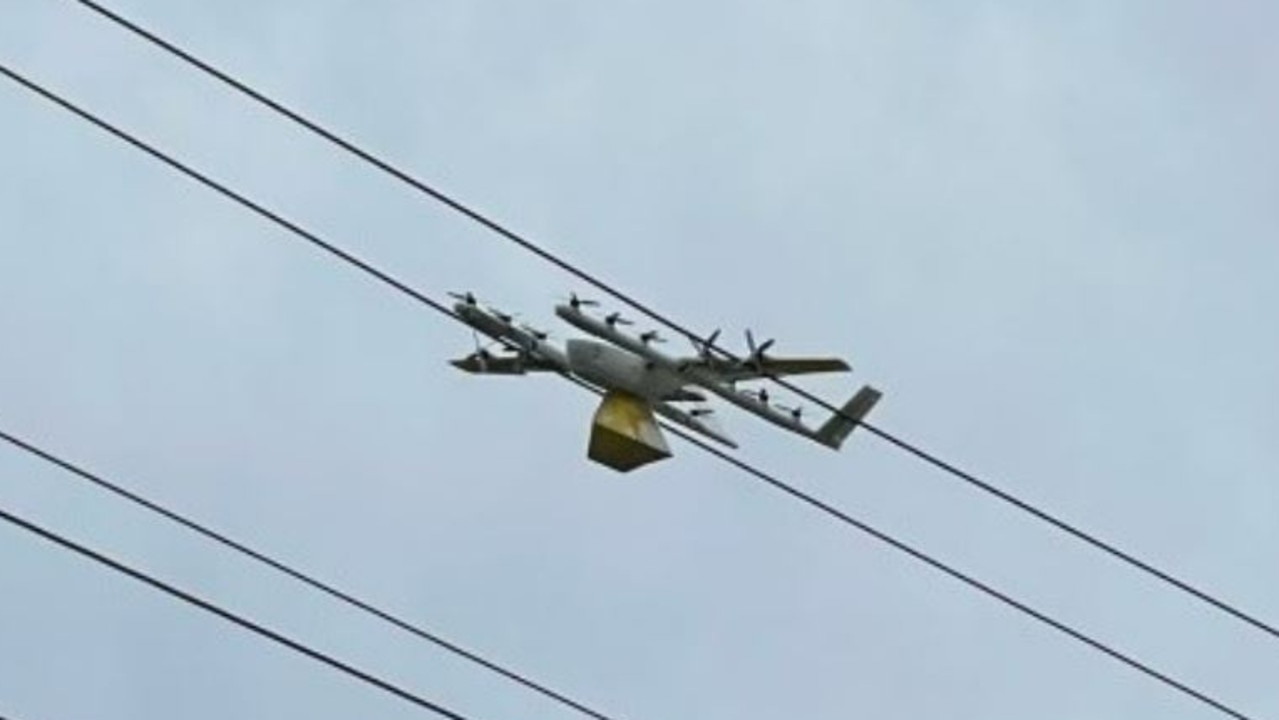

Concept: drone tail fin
[[815, 385, 881, 450]]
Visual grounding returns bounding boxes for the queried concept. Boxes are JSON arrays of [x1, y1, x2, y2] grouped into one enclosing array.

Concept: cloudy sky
[[1, 1, 1276, 718]]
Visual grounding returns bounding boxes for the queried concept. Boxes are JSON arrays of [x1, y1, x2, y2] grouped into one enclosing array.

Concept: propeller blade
[[640, 330, 666, 344], [448, 291, 478, 305], [564, 292, 600, 310], [469, 330, 505, 360], [690, 407, 715, 417], [705, 328, 722, 350], [694, 328, 722, 359], [605, 312, 634, 327], [744, 329, 774, 368]]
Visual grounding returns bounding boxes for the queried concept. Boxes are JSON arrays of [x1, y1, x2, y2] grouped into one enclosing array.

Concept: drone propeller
[[467, 331, 496, 371], [605, 312, 634, 328], [448, 291, 478, 306], [690, 407, 715, 418], [471, 331, 500, 355], [753, 387, 770, 404], [640, 330, 666, 345], [688, 328, 722, 360], [745, 329, 776, 370], [562, 292, 601, 311]]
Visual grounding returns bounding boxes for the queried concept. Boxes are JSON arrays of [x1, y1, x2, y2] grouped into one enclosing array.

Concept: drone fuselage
[[564, 339, 687, 401]]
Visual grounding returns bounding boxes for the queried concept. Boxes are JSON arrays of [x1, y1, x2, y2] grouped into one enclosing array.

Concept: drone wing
[[689, 356, 851, 382], [449, 353, 561, 375]]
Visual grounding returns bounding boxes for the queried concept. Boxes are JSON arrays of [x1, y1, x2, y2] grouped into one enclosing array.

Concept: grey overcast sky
[[1, 1, 1276, 718]]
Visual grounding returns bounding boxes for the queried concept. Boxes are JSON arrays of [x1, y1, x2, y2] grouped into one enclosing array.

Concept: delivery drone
[[449, 292, 881, 472]]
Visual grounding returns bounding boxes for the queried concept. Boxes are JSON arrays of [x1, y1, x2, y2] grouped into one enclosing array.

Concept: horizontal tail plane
[[815, 385, 882, 450]]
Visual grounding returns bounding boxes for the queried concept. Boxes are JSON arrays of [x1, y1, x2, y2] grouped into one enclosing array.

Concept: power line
[[655, 424, 1258, 720], [65, 0, 1279, 647], [0, 504, 481, 720], [0, 62, 1259, 720], [0, 427, 624, 720]]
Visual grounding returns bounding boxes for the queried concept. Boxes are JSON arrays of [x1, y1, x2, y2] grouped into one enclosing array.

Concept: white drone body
[[450, 294, 880, 471]]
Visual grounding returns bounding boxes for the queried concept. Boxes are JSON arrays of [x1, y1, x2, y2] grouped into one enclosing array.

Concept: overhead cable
[[0, 504, 484, 720], [0, 63, 1257, 720], [0, 428, 624, 720], [64, 0, 1279, 646]]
